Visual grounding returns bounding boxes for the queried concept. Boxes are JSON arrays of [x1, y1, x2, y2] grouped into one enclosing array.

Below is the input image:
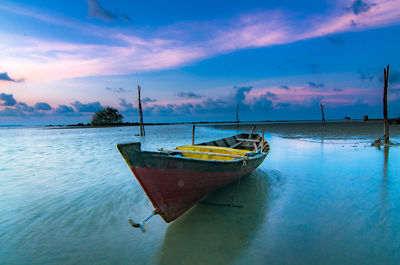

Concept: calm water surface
[[0, 125, 399, 265]]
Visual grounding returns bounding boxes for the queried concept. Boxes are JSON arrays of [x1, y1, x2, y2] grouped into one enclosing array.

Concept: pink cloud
[[303, 0, 400, 39], [1, 0, 400, 82], [244, 84, 379, 107]]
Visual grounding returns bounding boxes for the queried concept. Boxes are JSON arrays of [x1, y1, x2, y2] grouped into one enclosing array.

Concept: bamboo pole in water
[[383, 65, 389, 144], [320, 103, 326, 126], [138, 85, 145, 136], [192, 124, 195, 145]]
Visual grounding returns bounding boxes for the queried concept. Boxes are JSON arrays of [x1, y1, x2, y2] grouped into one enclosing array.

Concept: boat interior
[[158, 133, 270, 161], [196, 133, 265, 151]]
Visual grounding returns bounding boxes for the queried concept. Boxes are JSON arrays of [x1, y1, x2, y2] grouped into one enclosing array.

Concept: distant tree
[[91, 107, 124, 125]]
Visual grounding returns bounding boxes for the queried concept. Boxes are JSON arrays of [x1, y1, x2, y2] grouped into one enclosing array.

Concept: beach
[[0, 124, 399, 265]]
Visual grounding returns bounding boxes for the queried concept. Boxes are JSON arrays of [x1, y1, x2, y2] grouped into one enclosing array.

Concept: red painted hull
[[118, 137, 269, 222], [133, 165, 258, 222]]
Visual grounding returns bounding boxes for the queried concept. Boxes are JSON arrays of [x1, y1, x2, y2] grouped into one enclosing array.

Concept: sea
[[0, 124, 399, 265]]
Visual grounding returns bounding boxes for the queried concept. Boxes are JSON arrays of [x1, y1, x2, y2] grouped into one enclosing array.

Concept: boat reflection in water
[[156, 169, 276, 265]]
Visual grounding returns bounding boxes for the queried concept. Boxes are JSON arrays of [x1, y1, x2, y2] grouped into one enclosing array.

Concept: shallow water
[[0, 125, 399, 265]]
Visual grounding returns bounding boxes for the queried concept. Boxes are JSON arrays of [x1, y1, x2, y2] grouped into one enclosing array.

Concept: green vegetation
[[91, 107, 124, 125]]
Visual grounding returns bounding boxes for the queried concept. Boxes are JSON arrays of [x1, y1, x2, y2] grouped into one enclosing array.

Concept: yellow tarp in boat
[[176, 145, 251, 161]]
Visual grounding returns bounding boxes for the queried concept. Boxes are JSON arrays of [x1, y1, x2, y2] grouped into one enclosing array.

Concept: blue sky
[[0, 0, 400, 124]]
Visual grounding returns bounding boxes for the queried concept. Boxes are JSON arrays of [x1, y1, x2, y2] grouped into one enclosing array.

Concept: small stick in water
[[192, 124, 195, 145]]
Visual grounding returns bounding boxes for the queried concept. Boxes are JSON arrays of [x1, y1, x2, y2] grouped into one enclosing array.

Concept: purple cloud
[[176, 91, 203, 98], [105, 87, 132, 93], [71, 101, 103, 112], [0, 72, 24, 82], [142, 97, 157, 104], [119, 98, 136, 112], [16, 102, 35, 112], [55, 105, 74, 113], [0, 93, 51, 117], [34, 102, 52, 111], [0, 107, 19, 117], [0, 93, 17, 106], [0, 101, 50, 117], [147, 103, 194, 116], [265, 91, 279, 100], [308, 82, 325, 88], [349, 0, 376, 15], [85, 0, 130, 22], [232, 86, 252, 103], [252, 94, 273, 111]]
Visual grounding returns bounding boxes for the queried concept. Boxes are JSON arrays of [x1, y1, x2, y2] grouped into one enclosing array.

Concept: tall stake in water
[[320, 103, 326, 126], [138, 85, 145, 136], [192, 124, 196, 145], [383, 65, 389, 144]]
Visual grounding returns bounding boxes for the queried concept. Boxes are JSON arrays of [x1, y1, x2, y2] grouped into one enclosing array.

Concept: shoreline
[[207, 121, 400, 140], [43, 119, 372, 129], [44, 120, 289, 129]]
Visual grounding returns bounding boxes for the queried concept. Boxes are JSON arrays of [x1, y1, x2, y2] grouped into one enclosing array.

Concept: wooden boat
[[117, 131, 270, 230]]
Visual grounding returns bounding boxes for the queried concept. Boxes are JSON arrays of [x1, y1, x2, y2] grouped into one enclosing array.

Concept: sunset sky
[[0, 0, 400, 124]]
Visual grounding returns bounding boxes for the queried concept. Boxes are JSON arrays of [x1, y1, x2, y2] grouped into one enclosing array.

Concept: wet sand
[[209, 121, 400, 140]]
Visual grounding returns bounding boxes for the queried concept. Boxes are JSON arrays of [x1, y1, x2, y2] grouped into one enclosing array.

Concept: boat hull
[[118, 142, 268, 222]]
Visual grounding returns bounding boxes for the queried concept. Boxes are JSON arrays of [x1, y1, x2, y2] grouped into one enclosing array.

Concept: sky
[[0, 0, 400, 125]]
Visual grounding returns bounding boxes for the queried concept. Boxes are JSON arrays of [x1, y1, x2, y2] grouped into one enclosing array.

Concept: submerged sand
[[209, 121, 400, 140]]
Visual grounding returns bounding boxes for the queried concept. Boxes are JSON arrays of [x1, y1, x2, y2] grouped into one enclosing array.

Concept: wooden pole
[[320, 103, 326, 126], [192, 124, 195, 145], [236, 103, 239, 128], [138, 85, 145, 136], [383, 65, 389, 144]]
